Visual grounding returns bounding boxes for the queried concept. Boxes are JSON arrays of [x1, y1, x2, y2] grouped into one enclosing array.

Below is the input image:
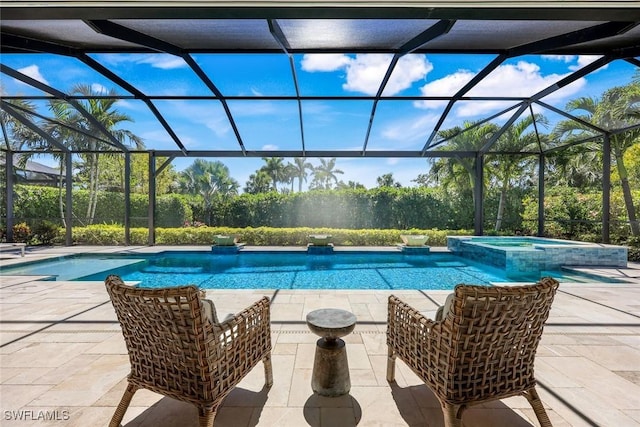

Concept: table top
[[306, 308, 356, 338]]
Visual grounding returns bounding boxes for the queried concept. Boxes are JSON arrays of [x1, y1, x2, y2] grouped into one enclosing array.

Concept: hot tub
[[447, 236, 628, 279]]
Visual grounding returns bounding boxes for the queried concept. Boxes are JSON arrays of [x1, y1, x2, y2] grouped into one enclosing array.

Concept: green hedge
[[12, 185, 192, 228], [69, 225, 472, 246], [195, 187, 478, 230], [12, 184, 522, 232], [11, 184, 638, 245]]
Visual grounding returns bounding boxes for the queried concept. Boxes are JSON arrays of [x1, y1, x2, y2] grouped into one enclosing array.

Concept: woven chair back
[[105, 275, 216, 405], [440, 277, 559, 403]]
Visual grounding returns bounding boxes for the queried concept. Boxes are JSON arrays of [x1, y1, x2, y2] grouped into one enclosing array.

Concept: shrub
[[12, 222, 32, 243], [72, 225, 125, 245], [521, 186, 639, 242], [627, 236, 640, 262], [71, 225, 473, 246], [32, 220, 62, 245]]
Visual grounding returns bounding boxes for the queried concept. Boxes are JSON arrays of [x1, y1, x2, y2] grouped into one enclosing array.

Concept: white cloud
[[342, 55, 392, 95], [229, 101, 286, 117], [382, 55, 433, 96], [301, 54, 351, 72], [542, 55, 576, 63], [164, 101, 231, 140], [139, 129, 178, 149], [262, 144, 278, 150], [381, 112, 440, 145], [91, 83, 109, 94], [542, 54, 608, 72], [570, 55, 607, 71], [97, 53, 187, 70], [115, 99, 143, 111], [416, 69, 475, 100], [204, 116, 231, 138], [415, 61, 586, 117], [454, 100, 521, 119], [136, 54, 186, 70], [17, 65, 49, 85], [343, 54, 432, 96], [301, 53, 432, 96]]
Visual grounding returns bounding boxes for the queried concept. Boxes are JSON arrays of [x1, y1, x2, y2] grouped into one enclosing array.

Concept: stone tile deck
[[1, 246, 640, 426]]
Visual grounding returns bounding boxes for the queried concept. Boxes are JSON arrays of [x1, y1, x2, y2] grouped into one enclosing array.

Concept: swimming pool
[[0, 250, 608, 290]]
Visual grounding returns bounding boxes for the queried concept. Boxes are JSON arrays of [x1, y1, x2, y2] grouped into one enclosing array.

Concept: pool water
[[466, 237, 577, 247], [1, 251, 598, 290]]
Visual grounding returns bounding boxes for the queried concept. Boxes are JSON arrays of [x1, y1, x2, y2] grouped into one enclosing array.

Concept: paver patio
[[1, 246, 640, 426]]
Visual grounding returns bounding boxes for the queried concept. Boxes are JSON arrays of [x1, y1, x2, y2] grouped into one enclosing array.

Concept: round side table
[[306, 308, 357, 397]]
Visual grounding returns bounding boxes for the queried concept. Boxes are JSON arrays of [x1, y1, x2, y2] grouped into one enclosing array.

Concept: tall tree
[[244, 170, 272, 194], [178, 159, 239, 223], [289, 157, 314, 192], [0, 99, 44, 152], [336, 180, 366, 190], [0, 99, 55, 227], [98, 154, 179, 194], [376, 173, 402, 188], [261, 157, 286, 191], [49, 84, 143, 224], [310, 158, 344, 190], [427, 121, 499, 206], [282, 163, 296, 193], [546, 144, 602, 190], [553, 82, 640, 236], [488, 114, 546, 231]]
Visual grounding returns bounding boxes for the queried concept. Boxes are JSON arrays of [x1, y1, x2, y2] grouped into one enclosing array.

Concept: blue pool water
[[0, 251, 598, 290], [465, 237, 578, 247]]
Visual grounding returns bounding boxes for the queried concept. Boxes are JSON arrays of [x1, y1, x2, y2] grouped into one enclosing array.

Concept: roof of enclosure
[[1, 1, 640, 159]]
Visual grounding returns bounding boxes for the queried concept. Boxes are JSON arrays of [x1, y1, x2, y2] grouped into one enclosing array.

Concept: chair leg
[[386, 348, 396, 382], [263, 355, 273, 387], [442, 403, 463, 427], [109, 382, 138, 427], [198, 407, 217, 427], [524, 387, 553, 427]]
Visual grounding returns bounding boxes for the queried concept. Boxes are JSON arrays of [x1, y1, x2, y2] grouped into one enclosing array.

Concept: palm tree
[[282, 163, 296, 193], [1, 98, 70, 227], [546, 144, 602, 190], [0, 99, 45, 151], [244, 170, 272, 194], [553, 82, 640, 236], [376, 173, 402, 188], [178, 159, 239, 224], [488, 114, 547, 231], [261, 157, 286, 191], [310, 158, 344, 190], [336, 180, 366, 190], [428, 121, 499, 206], [49, 84, 143, 224], [288, 157, 314, 192], [178, 160, 239, 197]]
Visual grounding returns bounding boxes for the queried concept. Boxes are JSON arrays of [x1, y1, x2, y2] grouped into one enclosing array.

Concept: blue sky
[[1, 52, 636, 189]]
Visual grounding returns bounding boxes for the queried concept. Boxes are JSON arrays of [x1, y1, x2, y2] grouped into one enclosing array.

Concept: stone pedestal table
[[306, 308, 357, 397]]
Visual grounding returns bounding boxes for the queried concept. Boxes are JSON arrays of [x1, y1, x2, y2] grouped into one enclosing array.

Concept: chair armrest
[[387, 295, 438, 344], [208, 297, 271, 391], [387, 295, 449, 385]]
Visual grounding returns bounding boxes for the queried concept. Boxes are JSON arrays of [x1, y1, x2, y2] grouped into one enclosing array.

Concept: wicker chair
[[387, 277, 559, 427], [105, 275, 273, 427]]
